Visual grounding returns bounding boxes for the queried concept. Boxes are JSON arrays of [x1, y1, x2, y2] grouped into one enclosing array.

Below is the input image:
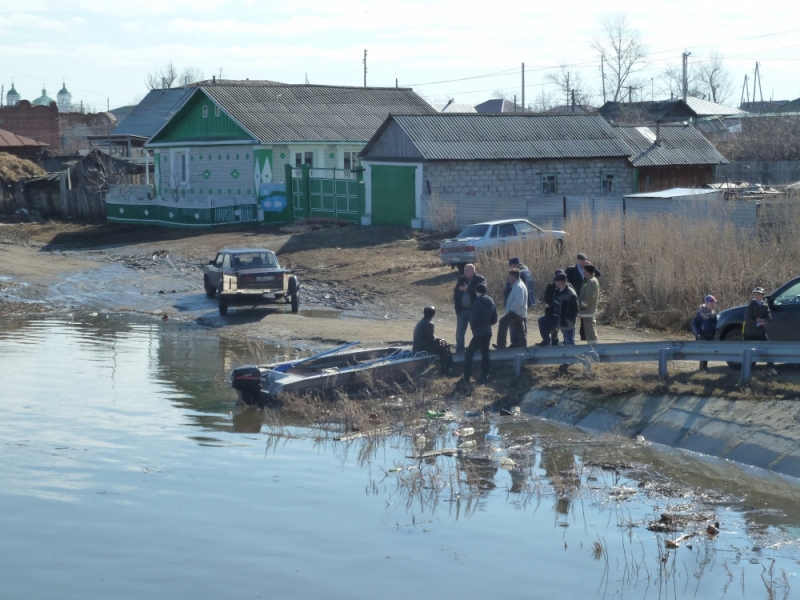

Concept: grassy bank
[[480, 204, 800, 330]]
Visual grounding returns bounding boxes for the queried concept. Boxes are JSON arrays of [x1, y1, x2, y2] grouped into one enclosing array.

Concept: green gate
[[370, 165, 416, 226], [288, 166, 364, 223]]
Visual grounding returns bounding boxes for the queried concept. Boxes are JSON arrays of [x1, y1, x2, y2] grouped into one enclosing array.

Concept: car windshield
[[231, 252, 278, 268], [773, 281, 800, 305], [456, 225, 489, 238]]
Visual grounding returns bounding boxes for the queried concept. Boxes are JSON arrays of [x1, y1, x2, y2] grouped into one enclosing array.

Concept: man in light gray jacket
[[493, 269, 528, 349]]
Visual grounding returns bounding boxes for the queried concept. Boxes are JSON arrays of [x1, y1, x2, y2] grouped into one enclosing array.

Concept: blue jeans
[[561, 328, 576, 346], [455, 310, 471, 353]]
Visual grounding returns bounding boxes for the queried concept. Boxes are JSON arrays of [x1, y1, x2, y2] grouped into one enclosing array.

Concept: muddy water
[[2, 314, 800, 600]]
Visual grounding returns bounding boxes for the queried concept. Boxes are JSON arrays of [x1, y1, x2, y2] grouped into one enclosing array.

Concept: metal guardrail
[[451, 341, 800, 384]]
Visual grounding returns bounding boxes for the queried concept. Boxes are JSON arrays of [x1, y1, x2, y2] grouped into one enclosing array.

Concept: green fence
[[287, 165, 364, 223]]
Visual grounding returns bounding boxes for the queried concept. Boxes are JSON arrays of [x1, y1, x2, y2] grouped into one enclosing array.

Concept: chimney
[[212, 75, 216, 85]]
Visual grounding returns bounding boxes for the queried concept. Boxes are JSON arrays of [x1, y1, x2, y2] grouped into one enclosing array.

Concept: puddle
[[297, 308, 342, 319], [2, 313, 800, 599]]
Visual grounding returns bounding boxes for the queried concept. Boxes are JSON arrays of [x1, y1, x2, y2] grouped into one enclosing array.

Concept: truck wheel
[[204, 276, 216, 297], [724, 328, 743, 369], [290, 292, 299, 314], [219, 296, 229, 316]]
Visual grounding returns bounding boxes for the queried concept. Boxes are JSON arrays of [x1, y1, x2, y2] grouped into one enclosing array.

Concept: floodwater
[[2, 314, 800, 600]]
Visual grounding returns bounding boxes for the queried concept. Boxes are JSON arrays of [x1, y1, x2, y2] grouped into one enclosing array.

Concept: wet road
[[2, 313, 799, 599]]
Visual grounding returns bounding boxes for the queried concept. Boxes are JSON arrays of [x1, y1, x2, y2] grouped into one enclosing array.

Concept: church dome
[[32, 87, 54, 106], [6, 82, 20, 106], [58, 83, 70, 97]]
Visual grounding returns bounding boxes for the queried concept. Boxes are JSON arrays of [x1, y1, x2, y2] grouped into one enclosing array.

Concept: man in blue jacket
[[463, 283, 497, 384]]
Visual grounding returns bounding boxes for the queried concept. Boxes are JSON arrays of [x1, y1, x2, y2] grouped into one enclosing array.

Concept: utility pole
[[651, 78, 654, 101], [628, 86, 633, 103], [681, 51, 691, 101], [753, 62, 764, 109], [521, 63, 525, 113], [571, 89, 575, 113], [600, 53, 606, 103], [740, 74, 750, 108], [363, 49, 367, 87], [395, 78, 398, 88]]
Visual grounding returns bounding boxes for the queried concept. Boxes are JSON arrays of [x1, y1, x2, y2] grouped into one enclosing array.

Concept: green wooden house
[[105, 83, 435, 227]]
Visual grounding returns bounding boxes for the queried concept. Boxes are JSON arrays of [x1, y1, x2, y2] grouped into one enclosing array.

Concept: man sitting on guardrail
[[692, 295, 718, 372]]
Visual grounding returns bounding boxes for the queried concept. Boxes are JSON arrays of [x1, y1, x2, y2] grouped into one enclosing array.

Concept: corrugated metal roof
[[377, 113, 632, 160], [111, 88, 194, 139], [474, 98, 532, 113], [684, 96, 745, 117], [625, 188, 721, 199], [0, 128, 48, 148], [614, 125, 728, 167], [200, 84, 436, 143]]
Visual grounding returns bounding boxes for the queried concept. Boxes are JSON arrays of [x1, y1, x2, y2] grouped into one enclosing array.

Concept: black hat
[[476, 283, 487, 294], [577, 253, 588, 260], [423, 305, 436, 318], [584, 264, 601, 277], [554, 273, 567, 282]]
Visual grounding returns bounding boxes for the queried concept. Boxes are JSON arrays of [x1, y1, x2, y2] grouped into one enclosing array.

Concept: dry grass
[[0, 152, 46, 183], [425, 191, 458, 234], [525, 362, 800, 400], [479, 204, 800, 330]]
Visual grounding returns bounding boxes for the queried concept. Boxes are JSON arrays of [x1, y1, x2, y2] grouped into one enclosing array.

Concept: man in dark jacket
[[413, 306, 453, 373], [453, 264, 485, 353], [537, 269, 565, 346], [565, 253, 589, 341], [692, 294, 718, 371], [553, 272, 579, 345], [744, 286, 775, 371], [463, 283, 497, 383]]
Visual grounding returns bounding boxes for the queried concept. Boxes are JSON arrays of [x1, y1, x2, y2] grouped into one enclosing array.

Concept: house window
[[202, 105, 208, 118], [294, 151, 314, 168], [343, 151, 359, 170], [645, 175, 654, 190], [170, 150, 189, 186], [542, 174, 557, 195], [601, 173, 615, 194], [214, 105, 220, 117]]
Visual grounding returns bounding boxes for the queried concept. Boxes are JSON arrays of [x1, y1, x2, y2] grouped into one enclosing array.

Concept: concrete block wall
[[424, 158, 633, 198]]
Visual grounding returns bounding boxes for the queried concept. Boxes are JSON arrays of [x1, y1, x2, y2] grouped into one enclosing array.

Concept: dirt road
[[0, 221, 663, 349]]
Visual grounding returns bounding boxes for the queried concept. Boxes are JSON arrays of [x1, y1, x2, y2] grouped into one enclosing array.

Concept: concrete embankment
[[521, 388, 800, 478]]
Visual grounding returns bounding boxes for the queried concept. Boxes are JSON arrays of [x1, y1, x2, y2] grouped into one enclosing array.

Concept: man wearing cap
[[494, 268, 528, 349], [692, 295, 718, 371], [463, 283, 497, 383], [413, 305, 453, 373], [566, 253, 590, 341], [453, 263, 485, 353], [537, 269, 565, 346], [744, 287, 776, 372], [578, 265, 601, 343], [552, 272, 579, 345]]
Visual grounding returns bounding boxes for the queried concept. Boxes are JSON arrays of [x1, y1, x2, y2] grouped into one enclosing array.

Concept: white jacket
[[506, 280, 528, 317]]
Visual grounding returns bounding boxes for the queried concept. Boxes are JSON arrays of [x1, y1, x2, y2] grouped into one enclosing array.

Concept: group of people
[[413, 252, 602, 383]]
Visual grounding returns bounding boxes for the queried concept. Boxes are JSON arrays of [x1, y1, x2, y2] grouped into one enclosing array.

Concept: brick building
[[359, 113, 728, 228]]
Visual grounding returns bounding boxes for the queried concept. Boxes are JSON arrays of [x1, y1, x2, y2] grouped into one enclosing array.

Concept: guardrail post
[[514, 353, 523, 376], [658, 348, 669, 379], [741, 349, 753, 384]]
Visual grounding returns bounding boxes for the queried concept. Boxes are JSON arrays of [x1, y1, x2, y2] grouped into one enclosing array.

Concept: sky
[[1, 0, 799, 112]]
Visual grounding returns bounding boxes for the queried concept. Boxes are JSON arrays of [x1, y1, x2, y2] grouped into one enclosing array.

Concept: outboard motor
[[230, 366, 263, 405]]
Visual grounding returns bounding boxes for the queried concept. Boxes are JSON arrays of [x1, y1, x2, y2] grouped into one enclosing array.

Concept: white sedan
[[439, 219, 566, 270]]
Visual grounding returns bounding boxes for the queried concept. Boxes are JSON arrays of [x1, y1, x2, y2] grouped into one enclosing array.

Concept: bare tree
[[658, 62, 703, 99], [145, 62, 204, 90], [534, 86, 558, 112], [491, 89, 510, 100], [544, 65, 592, 107], [696, 53, 734, 105], [591, 14, 648, 102]]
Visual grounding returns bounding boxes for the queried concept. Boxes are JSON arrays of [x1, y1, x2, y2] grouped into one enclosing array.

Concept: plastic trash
[[426, 411, 445, 420], [455, 427, 475, 437], [499, 457, 516, 468], [414, 435, 427, 447], [464, 410, 482, 417], [388, 467, 403, 473], [485, 434, 502, 441], [457, 439, 476, 448]]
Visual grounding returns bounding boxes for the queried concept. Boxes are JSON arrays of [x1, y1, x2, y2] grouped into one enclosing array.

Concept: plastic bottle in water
[[485, 433, 502, 441], [456, 427, 475, 437]]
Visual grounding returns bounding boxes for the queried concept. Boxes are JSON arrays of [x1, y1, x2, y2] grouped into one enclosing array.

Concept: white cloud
[[0, 13, 75, 32]]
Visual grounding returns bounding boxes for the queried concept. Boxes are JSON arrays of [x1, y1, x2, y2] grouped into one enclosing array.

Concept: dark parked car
[[715, 277, 800, 364], [203, 248, 299, 316]]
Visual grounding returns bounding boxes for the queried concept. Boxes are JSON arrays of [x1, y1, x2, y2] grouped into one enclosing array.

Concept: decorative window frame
[[169, 149, 190, 187], [541, 174, 558, 196], [202, 105, 209, 118]]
